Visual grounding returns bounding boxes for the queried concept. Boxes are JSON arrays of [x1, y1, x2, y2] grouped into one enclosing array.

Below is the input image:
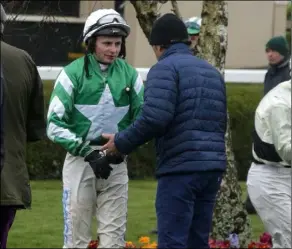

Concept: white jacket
[[252, 80, 291, 167]]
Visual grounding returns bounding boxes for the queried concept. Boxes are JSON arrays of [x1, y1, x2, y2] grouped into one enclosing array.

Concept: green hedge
[[227, 84, 263, 180], [287, 2, 291, 21], [26, 81, 263, 181], [287, 3, 291, 51]]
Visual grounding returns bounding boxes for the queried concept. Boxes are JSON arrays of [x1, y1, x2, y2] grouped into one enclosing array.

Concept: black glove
[[84, 150, 113, 180], [106, 152, 125, 164]]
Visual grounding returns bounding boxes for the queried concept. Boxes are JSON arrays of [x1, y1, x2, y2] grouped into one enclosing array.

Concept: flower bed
[[88, 232, 272, 248]]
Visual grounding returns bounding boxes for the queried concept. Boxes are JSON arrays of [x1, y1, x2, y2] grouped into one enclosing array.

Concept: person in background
[[0, 4, 46, 249], [263, 35, 290, 95], [184, 16, 201, 51], [245, 35, 291, 214], [247, 79, 291, 248], [101, 13, 227, 249], [46, 9, 144, 248]]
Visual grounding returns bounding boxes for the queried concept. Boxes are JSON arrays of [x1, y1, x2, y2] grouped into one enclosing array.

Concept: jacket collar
[[277, 58, 290, 69], [89, 53, 115, 75], [158, 43, 193, 61], [269, 57, 290, 70]]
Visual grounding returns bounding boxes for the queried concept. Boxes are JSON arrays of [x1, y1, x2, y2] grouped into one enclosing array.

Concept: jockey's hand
[[84, 150, 113, 179]]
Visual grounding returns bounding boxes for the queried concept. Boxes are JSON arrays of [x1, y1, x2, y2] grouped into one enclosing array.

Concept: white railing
[[37, 66, 266, 83]]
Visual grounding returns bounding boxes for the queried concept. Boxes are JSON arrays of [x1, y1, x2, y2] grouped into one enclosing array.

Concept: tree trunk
[[130, 0, 252, 247], [197, 2, 251, 246]]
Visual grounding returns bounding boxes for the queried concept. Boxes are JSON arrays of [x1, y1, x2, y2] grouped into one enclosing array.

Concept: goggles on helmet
[[84, 13, 129, 39], [184, 21, 200, 31]]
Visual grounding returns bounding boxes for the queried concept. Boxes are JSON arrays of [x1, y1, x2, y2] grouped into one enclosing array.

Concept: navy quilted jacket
[[115, 43, 227, 177]]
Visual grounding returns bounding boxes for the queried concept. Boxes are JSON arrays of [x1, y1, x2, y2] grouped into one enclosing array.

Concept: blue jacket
[[115, 43, 227, 177]]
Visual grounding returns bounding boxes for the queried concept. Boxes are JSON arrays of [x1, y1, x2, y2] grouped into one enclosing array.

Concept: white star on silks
[[75, 84, 129, 140]]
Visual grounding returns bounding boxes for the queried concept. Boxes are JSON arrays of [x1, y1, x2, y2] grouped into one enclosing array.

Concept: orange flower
[[139, 236, 150, 244], [148, 242, 158, 248], [141, 244, 151, 248]]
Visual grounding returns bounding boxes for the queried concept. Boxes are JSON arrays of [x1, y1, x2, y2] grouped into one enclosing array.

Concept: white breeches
[[247, 163, 291, 248], [62, 151, 128, 248]]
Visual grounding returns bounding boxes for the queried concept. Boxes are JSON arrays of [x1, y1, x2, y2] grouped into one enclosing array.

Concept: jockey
[[46, 8, 144, 248], [184, 16, 202, 49]]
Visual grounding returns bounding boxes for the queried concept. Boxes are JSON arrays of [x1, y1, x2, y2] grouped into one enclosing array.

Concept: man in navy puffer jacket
[[102, 13, 227, 249]]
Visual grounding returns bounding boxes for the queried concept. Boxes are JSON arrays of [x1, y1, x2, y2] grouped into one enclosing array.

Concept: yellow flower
[[149, 242, 157, 248], [141, 242, 157, 248], [139, 236, 150, 244]]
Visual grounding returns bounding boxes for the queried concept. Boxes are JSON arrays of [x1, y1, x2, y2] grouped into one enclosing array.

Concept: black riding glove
[[84, 150, 113, 180], [106, 153, 125, 164]]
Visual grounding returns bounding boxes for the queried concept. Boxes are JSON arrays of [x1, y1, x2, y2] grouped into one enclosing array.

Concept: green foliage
[[227, 84, 263, 180], [26, 81, 263, 181], [287, 2, 291, 20], [127, 141, 156, 179], [26, 140, 65, 180], [287, 2, 291, 51], [26, 82, 66, 179]]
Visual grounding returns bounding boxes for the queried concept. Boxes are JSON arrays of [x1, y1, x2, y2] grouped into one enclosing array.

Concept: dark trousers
[[0, 206, 17, 249], [156, 171, 223, 249]]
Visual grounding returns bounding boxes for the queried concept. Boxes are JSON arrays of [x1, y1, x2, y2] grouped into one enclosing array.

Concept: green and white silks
[[47, 54, 144, 157]]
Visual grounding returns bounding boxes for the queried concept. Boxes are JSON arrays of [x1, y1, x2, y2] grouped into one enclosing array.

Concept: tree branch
[[170, 0, 182, 19], [129, 0, 161, 39]]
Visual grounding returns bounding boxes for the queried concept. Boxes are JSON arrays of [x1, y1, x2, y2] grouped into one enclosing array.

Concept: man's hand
[[101, 133, 118, 154], [101, 133, 125, 164]]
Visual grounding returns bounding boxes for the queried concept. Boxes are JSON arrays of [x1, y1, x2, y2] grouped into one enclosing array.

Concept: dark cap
[[266, 36, 289, 57], [149, 13, 190, 46]]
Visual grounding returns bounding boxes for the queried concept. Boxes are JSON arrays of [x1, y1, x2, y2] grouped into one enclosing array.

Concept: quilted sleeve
[[114, 63, 177, 154]]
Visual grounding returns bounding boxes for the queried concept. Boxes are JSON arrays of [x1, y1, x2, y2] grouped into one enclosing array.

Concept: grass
[[7, 180, 264, 248]]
